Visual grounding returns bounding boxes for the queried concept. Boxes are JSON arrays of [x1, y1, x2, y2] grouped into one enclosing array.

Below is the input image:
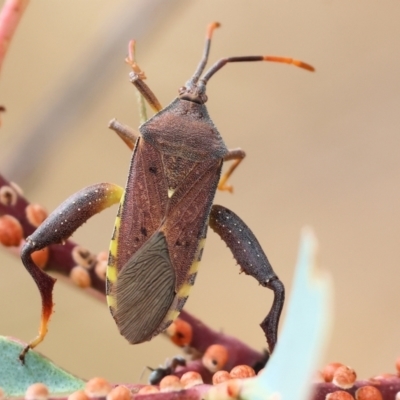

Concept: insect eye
[[178, 86, 187, 95]]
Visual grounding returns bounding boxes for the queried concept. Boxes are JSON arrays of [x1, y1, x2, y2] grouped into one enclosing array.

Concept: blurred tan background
[[0, 0, 399, 383]]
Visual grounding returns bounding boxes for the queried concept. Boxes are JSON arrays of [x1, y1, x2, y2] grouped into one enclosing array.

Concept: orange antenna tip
[[207, 22, 221, 39], [293, 60, 315, 72], [263, 56, 315, 72]]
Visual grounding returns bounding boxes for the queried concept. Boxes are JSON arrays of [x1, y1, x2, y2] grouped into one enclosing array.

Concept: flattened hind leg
[[209, 204, 284, 353]]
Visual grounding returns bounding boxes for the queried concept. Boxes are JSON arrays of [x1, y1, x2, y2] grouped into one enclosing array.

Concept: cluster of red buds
[[5, 357, 400, 400]]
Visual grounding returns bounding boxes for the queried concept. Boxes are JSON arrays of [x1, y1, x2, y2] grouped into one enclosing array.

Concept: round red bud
[[333, 365, 357, 389], [106, 385, 131, 400], [0, 215, 23, 247], [355, 386, 383, 400], [230, 365, 256, 379], [326, 391, 355, 400], [136, 386, 159, 395], [70, 266, 91, 288], [159, 375, 183, 392], [67, 390, 89, 400], [202, 344, 229, 373], [25, 383, 49, 400], [84, 377, 112, 398], [180, 371, 203, 388], [321, 362, 345, 383], [166, 318, 193, 347], [26, 204, 48, 228], [212, 370, 231, 385]]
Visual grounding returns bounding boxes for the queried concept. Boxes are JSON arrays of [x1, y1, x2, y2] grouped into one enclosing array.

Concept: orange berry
[[159, 375, 183, 392], [31, 247, 49, 269], [0, 215, 23, 247], [68, 390, 89, 400], [180, 371, 203, 388], [137, 386, 159, 395], [326, 391, 355, 400], [333, 366, 357, 389], [212, 370, 231, 385], [25, 204, 48, 228], [106, 385, 131, 400], [84, 377, 112, 398], [70, 266, 91, 288], [321, 362, 345, 383], [25, 383, 49, 400], [202, 344, 229, 373], [355, 386, 383, 400], [230, 365, 255, 379], [166, 318, 193, 347]]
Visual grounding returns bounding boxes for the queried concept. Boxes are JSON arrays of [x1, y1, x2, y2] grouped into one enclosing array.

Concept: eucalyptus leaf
[[206, 228, 333, 400], [0, 336, 85, 397], [240, 228, 333, 400]]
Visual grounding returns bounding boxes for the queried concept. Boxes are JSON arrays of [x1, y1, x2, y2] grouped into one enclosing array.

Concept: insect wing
[[112, 230, 176, 344]]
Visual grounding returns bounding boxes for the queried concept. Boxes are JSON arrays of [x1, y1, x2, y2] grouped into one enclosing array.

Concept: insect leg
[[108, 118, 138, 150], [19, 182, 123, 362], [209, 204, 284, 353], [218, 148, 246, 193], [125, 40, 162, 113]]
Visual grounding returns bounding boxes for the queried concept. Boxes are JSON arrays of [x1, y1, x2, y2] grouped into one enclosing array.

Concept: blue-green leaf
[[0, 336, 85, 397], [207, 228, 333, 400]]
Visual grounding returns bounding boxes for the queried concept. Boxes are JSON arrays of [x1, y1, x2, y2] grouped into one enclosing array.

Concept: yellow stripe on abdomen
[[163, 238, 207, 324], [106, 192, 125, 306]]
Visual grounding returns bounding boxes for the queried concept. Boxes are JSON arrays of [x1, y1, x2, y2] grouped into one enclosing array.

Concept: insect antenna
[[201, 55, 315, 85], [189, 22, 221, 84]]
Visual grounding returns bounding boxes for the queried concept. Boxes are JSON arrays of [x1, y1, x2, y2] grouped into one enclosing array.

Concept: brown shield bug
[[19, 22, 314, 362]]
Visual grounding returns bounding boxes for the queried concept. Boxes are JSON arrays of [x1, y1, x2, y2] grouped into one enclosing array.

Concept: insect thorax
[[140, 98, 228, 162]]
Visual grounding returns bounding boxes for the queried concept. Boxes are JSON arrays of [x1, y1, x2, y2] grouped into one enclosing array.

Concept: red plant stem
[[0, 0, 29, 74]]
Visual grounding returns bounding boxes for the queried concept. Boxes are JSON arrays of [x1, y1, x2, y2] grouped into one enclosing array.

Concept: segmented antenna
[[188, 22, 314, 86], [201, 55, 314, 84], [189, 22, 221, 84]]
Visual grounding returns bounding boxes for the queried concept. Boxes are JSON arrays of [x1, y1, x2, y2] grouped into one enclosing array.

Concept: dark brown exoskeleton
[[19, 22, 314, 362]]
